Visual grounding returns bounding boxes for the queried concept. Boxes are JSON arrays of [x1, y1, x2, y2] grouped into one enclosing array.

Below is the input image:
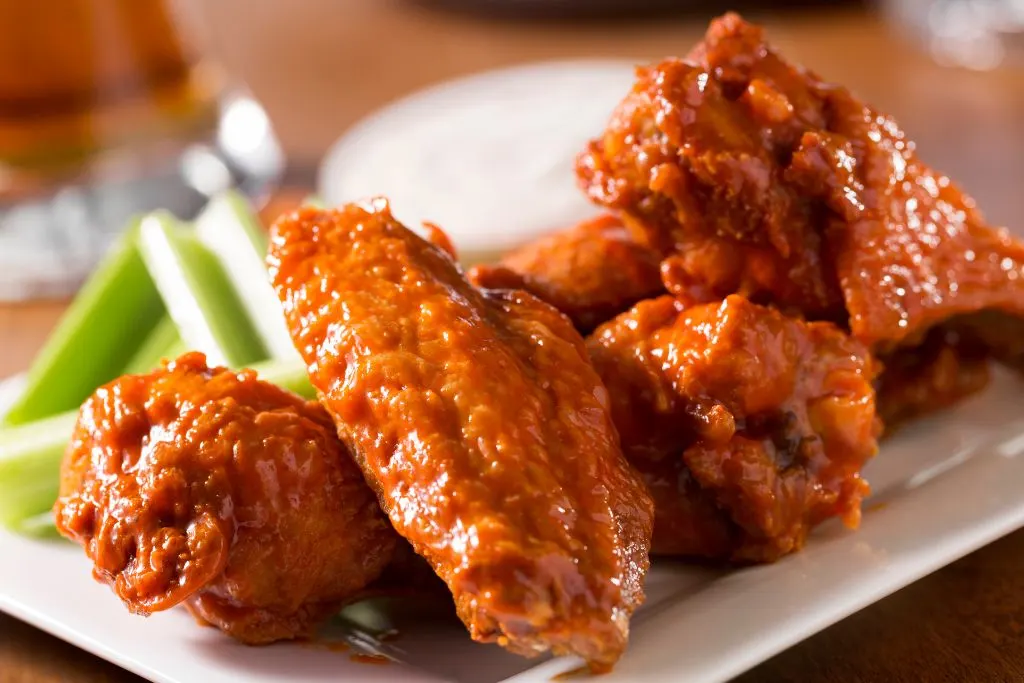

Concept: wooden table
[[3, 2, 1024, 681]]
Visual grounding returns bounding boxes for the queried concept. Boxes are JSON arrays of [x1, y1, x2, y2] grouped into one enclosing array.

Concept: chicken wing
[[577, 13, 1024, 357], [54, 353, 398, 644], [588, 295, 879, 562], [875, 324, 991, 429], [269, 201, 654, 671], [467, 213, 663, 332]]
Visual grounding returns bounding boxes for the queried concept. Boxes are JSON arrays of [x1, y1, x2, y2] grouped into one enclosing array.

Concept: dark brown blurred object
[[407, 0, 863, 21]]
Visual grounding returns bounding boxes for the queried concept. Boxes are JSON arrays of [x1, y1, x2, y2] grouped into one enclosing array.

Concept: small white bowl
[[318, 60, 637, 264]]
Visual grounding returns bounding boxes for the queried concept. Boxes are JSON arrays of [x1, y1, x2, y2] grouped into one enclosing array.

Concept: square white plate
[[3, 369, 1024, 683]]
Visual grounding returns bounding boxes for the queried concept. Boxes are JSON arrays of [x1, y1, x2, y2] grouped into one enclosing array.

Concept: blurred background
[[200, 0, 1024, 201], [1, 0, 1023, 303]]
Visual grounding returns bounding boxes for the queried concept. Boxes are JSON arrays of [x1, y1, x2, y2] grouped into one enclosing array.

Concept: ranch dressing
[[318, 60, 637, 265]]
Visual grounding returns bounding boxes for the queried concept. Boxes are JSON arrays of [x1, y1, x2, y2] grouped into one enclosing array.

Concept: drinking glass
[[0, 0, 283, 300]]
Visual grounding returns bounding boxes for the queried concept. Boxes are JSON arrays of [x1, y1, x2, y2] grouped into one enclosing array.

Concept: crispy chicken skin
[[588, 295, 879, 561], [951, 311, 1024, 374], [468, 213, 663, 332], [875, 324, 992, 429], [54, 353, 398, 644], [269, 201, 654, 671], [577, 13, 1024, 354]]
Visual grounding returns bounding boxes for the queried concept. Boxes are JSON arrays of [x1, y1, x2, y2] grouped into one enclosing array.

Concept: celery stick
[[138, 212, 267, 369], [0, 410, 76, 527], [302, 195, 325, 208], [0, 360, 311, 531], [15, 512, 60, 539], [194, 192, 300, 362], [122, 316, 186, 375], [250, 358, 314, 399], [2, 222, 165, 427]]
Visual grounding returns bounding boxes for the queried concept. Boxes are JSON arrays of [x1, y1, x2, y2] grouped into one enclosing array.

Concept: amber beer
[[0, 0, 220, 195]]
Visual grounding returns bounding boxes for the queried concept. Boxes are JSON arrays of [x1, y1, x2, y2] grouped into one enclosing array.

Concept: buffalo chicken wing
[[468, 213, 663, 333], [269, 201, 654, 671], [577, 13, 1024, 410], [54, 353, 398, 644], [588, 295, 879, 561]]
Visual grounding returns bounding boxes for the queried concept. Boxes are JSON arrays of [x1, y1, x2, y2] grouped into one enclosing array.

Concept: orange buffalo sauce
[[0, 0, 220, 178]]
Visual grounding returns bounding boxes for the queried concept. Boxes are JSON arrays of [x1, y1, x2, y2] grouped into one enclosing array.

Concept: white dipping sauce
[[318, 60, 638, 264]]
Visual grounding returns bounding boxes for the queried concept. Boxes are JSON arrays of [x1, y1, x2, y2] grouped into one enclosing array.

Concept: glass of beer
[[0, 0, 282, 300]]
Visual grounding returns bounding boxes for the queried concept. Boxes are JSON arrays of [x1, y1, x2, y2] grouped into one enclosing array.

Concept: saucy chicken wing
[[577, 13, 1024, 363], [875, 325, 991, 428], [269, 201, 654, 671], [468, 213, 663, 332], [54, 353, 398, 644], [588, 295, 879, 561]]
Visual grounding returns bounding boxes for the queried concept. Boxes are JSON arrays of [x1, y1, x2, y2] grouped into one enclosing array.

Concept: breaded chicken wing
[[577, 13, 1024, 363], [269, 201, 654, 671], [54, 353, 398, 644], [468, 213, 663, 332], [588, 295, 879, 562]]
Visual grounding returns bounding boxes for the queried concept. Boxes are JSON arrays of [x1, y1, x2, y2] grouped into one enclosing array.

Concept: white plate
[[3, 368, 1024, 683]]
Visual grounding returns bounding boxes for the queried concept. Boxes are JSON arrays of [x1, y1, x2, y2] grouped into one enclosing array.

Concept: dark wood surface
[[3, 2, 1024, 681]]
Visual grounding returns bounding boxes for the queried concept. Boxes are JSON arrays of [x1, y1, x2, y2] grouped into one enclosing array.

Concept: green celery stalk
[[14, 512, 61, 539], [138, 212, 267, 369], [2, 222, 165, 427], [0, 359, 312, 532], [194, 191, 300, 362], [250, 357, 315, 398], [0, 410, 77, 527], [122, 316, 187, 375]]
